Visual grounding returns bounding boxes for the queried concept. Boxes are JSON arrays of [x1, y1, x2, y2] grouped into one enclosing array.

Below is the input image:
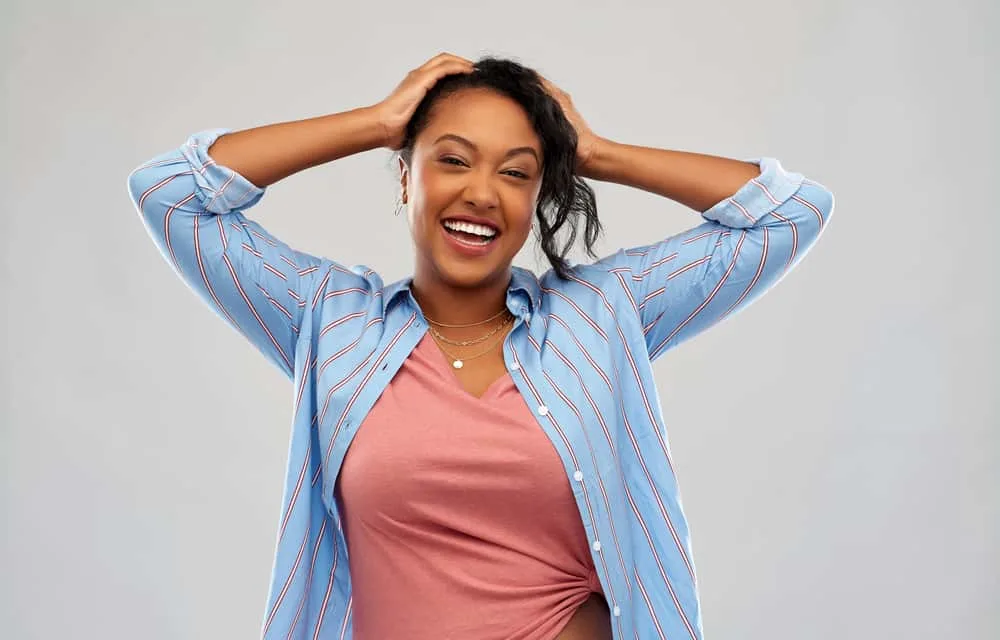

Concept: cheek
[[508, 191, 538, 236], [406, 179, 438, 234], [510, 206, 534, 238], [407, 203, 438, 252], [409, 173, 449, 223]]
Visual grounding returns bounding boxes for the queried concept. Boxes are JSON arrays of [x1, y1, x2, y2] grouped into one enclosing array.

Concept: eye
[[439, 156, 468, 167], [503, 169, 530, 180]]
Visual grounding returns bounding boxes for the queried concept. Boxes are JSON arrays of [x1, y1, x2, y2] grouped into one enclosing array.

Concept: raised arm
[[126, 117, 378, 377], [590, 143, 833, 360], [203, 105, 387, 188], [540, 77, 834, 360], [126, 54, 475, 377]]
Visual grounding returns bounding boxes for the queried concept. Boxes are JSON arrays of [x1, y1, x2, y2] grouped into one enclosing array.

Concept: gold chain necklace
[[430, 316, 512, 369], [429, 312, 511, 346], [424, 306, 508, 329]]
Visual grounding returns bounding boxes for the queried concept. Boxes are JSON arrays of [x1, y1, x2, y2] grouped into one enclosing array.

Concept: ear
[[398, 156, 409, 203]]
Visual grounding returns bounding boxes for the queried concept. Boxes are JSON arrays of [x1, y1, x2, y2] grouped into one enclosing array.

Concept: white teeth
[[443, 219, 497, 238], [454, 235, 490, 246]]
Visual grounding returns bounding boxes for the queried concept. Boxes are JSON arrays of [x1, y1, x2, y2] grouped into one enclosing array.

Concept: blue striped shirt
[[127, 127, 834, 639]]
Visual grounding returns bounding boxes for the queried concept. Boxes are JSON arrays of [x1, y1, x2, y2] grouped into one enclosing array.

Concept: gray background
[[2, 0, 997, 638]]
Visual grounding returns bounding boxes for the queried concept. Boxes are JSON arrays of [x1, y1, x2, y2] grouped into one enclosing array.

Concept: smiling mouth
[[441, 219, 499, 246]]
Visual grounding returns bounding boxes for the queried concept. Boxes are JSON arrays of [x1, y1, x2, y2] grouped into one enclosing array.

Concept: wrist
[[367, 101, 411, 151], [578, 136, 616, 179], [356, 104, 391, 149]]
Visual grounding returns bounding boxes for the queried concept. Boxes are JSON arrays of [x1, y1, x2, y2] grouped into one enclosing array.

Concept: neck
[[411, 268, 512, 327]]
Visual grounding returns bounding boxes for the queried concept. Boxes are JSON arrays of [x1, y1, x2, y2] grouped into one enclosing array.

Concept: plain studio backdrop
[[2, 0, 996, 638]]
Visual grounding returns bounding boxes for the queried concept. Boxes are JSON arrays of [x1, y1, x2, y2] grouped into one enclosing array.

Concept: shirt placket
[[503, 309, 627, 639]]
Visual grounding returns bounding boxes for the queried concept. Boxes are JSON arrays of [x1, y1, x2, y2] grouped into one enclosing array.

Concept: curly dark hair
[[397, 57, 601, 279]]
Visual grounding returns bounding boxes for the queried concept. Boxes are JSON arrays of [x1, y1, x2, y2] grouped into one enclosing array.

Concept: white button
[[592, 540, 602, 551], [510, 361, 520, 371], [573, 470, 584, 482], [612, 606, 621, 617], [537, 405, 549, 416]]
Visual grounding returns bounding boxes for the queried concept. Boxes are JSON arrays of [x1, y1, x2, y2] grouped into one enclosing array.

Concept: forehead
[[419, 88, 541, 153]]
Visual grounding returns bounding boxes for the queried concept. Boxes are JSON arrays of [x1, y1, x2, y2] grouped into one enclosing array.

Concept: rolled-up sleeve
[[598, 157, 835, 361], [126, 129, 356, 377]]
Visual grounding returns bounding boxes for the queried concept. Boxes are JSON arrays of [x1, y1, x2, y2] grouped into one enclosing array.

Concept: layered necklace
[[425, 307, 513, 369]]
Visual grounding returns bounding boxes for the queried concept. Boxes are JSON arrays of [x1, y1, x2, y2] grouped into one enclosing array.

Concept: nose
[[462, 168, 499, 211]]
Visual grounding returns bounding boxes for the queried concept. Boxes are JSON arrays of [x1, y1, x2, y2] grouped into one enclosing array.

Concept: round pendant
[[452, 360, 464, 369]]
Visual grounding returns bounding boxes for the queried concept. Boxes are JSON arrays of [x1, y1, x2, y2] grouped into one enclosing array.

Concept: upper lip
[[441, 214, 501, 234]]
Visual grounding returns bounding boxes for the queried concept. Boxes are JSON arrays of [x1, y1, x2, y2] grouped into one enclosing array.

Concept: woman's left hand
[[540, 76, 604, 174]]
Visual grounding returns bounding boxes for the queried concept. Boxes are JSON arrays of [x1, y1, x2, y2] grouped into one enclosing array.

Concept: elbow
[[786, 180, 835, 263], [772, 178, 835, 249], [126, 159, 176, 235], [126, 165, 150, 212], [126, 165, 159, 234], [126, 155, 170, 214], [757, 180, 835, 263], [799, 179, 835, 230], [125, 147, 189, 220]]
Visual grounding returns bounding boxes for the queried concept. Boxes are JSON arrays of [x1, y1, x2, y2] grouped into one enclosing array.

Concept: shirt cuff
[[701, 157, 804, 229], [180, 128, 266, 215]]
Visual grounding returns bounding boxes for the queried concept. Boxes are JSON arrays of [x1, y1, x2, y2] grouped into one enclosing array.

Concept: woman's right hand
[[374, 53, 474, 150]]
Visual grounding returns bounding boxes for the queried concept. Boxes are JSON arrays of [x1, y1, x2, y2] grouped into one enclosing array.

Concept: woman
[[127, 54, 833, 640]]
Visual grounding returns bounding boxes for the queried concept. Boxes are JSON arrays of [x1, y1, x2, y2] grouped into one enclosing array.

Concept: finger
[[438, 51, 474, 65], [427, 56, 474, 74], [422, 52, 473, 68], [423, 59, 475, 82], [540, 76, 563, 97]]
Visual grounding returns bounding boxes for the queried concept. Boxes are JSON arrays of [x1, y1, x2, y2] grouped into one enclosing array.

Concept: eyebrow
[[433, 133, 540, 164]]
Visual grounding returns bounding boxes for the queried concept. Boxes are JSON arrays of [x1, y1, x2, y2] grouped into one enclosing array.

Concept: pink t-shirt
[[336, 333, 603, 639]]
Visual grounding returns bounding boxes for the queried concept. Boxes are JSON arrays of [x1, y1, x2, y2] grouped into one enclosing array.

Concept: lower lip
[[440, 224, 500, 258]]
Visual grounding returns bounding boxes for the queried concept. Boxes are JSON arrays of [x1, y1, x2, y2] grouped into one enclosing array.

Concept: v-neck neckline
[[422, 333, 513, 402]]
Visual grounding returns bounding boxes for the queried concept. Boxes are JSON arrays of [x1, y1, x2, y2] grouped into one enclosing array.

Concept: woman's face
[[402, 87, 543, 291]]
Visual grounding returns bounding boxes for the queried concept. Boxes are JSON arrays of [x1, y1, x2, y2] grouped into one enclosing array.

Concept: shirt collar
[[507, 266, 541, 315], [383, 266, 540, 319]]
